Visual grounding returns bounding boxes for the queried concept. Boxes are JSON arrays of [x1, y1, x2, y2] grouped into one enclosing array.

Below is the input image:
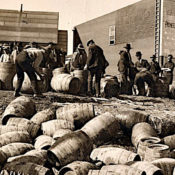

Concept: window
[[109, 25, 116, 45]]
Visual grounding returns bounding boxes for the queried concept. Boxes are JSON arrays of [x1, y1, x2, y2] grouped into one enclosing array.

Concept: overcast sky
[[1, 0, 141, 29]]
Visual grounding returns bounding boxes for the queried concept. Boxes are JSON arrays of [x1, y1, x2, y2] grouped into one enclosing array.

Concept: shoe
[[14, 92, 21, 97], [33, 93, 45, 98]]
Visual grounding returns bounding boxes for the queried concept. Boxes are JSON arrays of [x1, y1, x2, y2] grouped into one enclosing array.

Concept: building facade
[[75, 0, 175, 76]]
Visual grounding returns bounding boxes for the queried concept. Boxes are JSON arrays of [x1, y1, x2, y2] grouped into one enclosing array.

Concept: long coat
[[86, 44, 109, 72]]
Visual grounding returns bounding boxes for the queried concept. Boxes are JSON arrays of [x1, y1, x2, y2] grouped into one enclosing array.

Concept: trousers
[[88, 68, 102, 96], [15, 52, 39, 94]]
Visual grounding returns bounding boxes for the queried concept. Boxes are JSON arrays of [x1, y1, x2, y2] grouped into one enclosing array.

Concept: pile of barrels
[[51, 67, 120, 97], [0, 63, 119, 98], [0, 96, 175, 174]]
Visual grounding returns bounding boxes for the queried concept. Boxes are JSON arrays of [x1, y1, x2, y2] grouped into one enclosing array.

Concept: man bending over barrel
[[14, 48, 44, 97]]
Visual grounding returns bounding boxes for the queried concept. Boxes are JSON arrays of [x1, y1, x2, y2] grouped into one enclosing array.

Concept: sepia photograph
[[0, 0, 174, 174]]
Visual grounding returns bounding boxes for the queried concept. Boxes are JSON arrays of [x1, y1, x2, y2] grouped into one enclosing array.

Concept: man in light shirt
[[14, 48, 44, 97]]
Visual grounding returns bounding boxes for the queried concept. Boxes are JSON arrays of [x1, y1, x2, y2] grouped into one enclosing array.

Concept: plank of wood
[[3, 22, 57, 29]]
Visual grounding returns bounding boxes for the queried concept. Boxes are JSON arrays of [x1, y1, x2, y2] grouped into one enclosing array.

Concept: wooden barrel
[[48, 130, 93, 168], [90, 147, 140, 165], [72, 70, 88, 94], [52, 67, 66, 76], [163, 134, 175, 150], [13, 72, 49, 94], [0, 143, 34, 159], [100, 75, 120, 98], [131, 122, 158, 148], [25, 149, 48, 160], [81, 112, 120, 146], [41, 119, 74, 137], [115, 110, 148, 133], [6, 118, 40, 139], [50, 73, 80, 94], [0, 151, 8, 165], [148, 112, 175, 137], [0, 131, 31, 147], [59, 161, 96, 175], [53, 129, 73, 140], [144, 144, 170, 161], [34, 135, 54, 150], [169, 85, 175, 99], [31, 108, 56, 126], [2, 96, 36, 125], [39, 67, 53, 80], [0, 125, 32, 135], [0, 62, 16, 90], [130, 161, 163, 175], [88, 165, 146, 175], [0, 170, 9, 175], [154, 77, 169, 97], [3, 162, 52, 175], [137, 137, 161, 160], [7, 154, 46, 166], [152, 158, 175, 175], [56, 103, 95, 129]]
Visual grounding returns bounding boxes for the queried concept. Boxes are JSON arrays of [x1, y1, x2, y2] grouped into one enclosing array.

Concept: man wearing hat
[[135, 51, 150, 71], [162, 54, 175, 85], [84, 40, 109, 97], [117, 51, 129, 83], [123, 44, 138, 94], [71, 43, 87, 70], [149, 54, 161, 81], [134, 51, 155, 96]]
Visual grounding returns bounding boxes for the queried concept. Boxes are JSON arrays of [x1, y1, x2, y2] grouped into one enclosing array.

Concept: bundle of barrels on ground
[[51, 67, 120, 97], [1, 96, 175, 174]]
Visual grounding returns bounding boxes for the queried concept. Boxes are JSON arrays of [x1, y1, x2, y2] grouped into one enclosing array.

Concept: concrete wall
[[162, 0, 175, 59], [75, 0, 155, 75]]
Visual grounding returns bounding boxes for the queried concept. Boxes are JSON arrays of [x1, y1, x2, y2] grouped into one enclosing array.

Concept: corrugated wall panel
[[0, 9, 59, 43], [58, 30, 68, 52]]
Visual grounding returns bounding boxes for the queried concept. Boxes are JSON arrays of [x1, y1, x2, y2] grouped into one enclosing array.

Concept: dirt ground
[[1, 90, 175, 153]]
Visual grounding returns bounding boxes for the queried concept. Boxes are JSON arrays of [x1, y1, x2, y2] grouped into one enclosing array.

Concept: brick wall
[[76, 0, 155, 75]]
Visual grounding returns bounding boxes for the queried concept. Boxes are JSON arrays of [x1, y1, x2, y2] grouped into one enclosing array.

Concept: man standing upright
[[84, 40, 109, 97], [162, 54, 175, 85], [72, 43, 87, 70], [149, 54, 161, 81]]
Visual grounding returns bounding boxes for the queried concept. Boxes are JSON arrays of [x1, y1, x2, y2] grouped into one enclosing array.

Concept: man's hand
[[84, 64, 88, 70], [40, 74, 45, 81]]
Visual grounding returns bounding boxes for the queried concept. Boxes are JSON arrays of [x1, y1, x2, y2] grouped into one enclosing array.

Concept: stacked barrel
[[1, 97, 175, 174]]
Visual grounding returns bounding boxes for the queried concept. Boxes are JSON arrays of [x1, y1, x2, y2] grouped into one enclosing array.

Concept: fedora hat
[[124, 43, 132, 49], [150, 54, 156, 59], [87, 39, 94, 46], [77, 43, 84, 50], [136, 51, 142, 56]]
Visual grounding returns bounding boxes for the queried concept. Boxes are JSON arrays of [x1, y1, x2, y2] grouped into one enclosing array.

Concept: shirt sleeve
[[33, 51, 43, 69]]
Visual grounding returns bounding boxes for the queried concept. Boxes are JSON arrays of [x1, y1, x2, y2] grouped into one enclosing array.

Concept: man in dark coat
[[84, 40, 109, 97], [135, 51, 150, 71], [162, 54, 175, 85], [14, 50, 44, 97], [117, 51, 129, 83], [72, 43, 87, 70], [149, 54, 161, 81], [134, 51, 154, 96]]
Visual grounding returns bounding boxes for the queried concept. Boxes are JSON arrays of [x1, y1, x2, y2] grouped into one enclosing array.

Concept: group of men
[[70, 40, 109, 97], [118, 44, 175, 96], [0, 42, 66, 97], [4, 39, 173, 98]]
